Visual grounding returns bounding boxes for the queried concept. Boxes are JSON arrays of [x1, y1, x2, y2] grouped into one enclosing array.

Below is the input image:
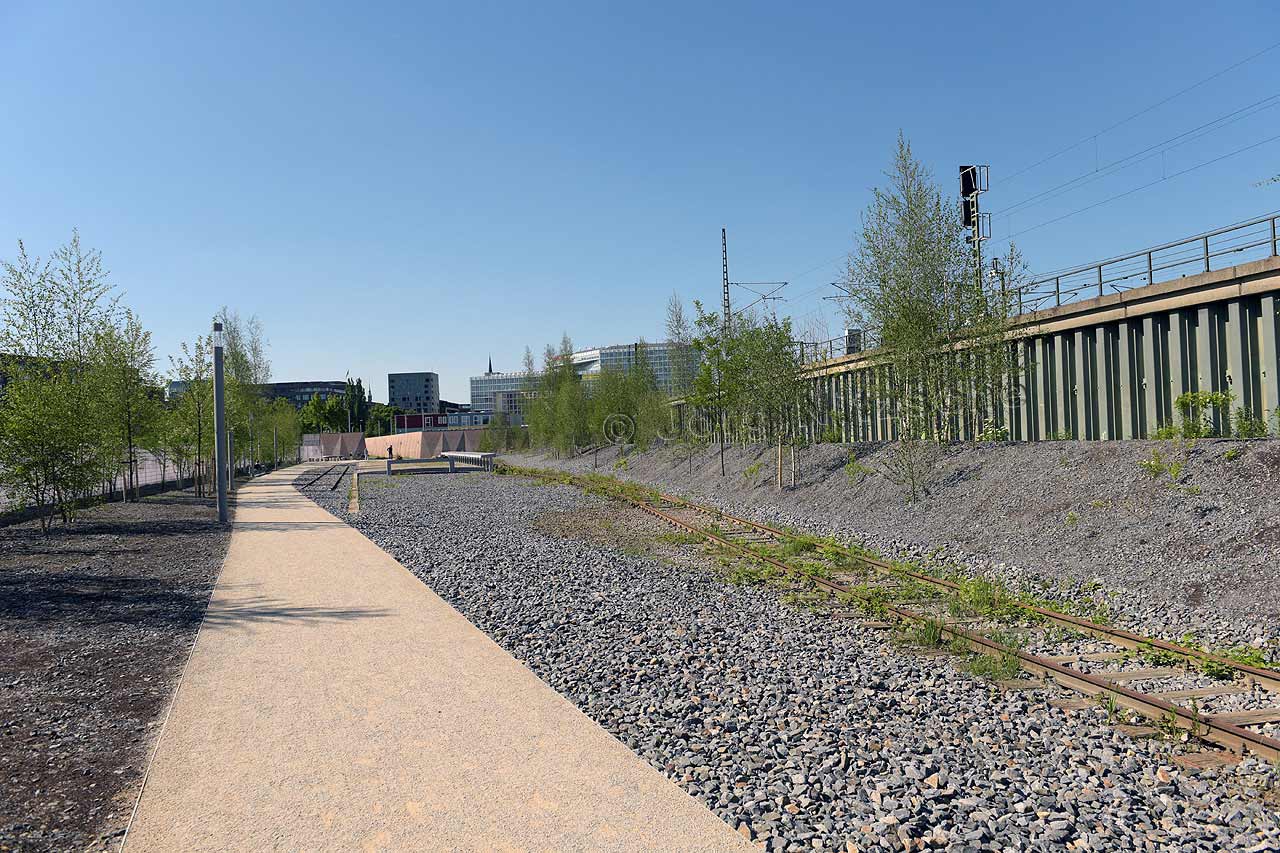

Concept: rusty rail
[[630, 497, 1280, 762], [661, 494, 1280, 695]]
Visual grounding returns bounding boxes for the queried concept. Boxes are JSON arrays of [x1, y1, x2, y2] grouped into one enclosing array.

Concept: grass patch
[[724, 558, 785, 587], [655, 531, 703, 546], [947, 576, 1023, 620], [896, 617, 946, 648], [838, 585, 889, 617], [958, 628, 1026, 680]]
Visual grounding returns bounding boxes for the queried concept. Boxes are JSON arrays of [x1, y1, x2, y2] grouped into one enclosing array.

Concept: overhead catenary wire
[[992, 93, 1280, 219], [1008, 130, 1280, 240], [1002, 39, 1280, 185], [1025, 210, 1280, 280]]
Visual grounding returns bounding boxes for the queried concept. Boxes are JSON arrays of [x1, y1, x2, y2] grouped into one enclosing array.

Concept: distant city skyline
[[2, 3, 1278, 402]]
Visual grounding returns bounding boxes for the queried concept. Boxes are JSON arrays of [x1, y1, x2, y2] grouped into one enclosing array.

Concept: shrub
[[977, 420, 1009, 442], [1234, 408, 1269, 439], [1175, 390, 1232, 438]]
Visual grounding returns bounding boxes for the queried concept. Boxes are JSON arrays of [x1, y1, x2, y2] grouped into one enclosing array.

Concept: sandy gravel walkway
[[123, 467, 749, 853]]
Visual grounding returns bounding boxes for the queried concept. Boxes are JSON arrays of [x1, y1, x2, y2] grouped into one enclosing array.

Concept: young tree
[[0, 232, 121, 524], [841, 134, 1019, 495], [142, 404, 184, 490], [299, 392, 347, 433], [665, 292, 696, 398], [170, 335, 214, 495], [92, 309, 159, 501]]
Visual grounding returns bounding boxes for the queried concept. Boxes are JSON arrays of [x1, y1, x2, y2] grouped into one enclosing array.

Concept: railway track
[[297, 463, 340, 490], [498, 463, 1280, 764]]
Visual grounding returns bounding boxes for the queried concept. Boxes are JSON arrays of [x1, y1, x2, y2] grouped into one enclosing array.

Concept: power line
[[993, 92, 1280, 218], [1003, 39, 1280, 184], [1008, 130, 1280, 239], [1025, 209, 1280, 281], [790, 252, 848, 282]]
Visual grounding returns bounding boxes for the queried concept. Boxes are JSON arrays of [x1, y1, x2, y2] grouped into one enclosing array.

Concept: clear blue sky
[[2, 1, 1277, 403]]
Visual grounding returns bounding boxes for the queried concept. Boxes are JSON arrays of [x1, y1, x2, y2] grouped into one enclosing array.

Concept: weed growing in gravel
[[655, 532, 703, 546], [1215, 645, 1276, 670], [777, 536, 818, 557], [1138, 448, 1171, 479], [1135, 642, 1186, 668], [960, 628, 1026, 680], [1065, 510, 1080, 528], [845, 452, 875, 484], [1096, 692, 1120, 723], [1040, 625, 1087, 646], [963, 650, 1022, 680], [1176, 390, 1233, 438], [1234, 408, 1269, 439], [725, 558, 784, 586], [1224, 447, 1243, 462], [947, 576, 1022, 620], [891, 575, 942, 604], [839, 585, 889, 617], [1197, 657, 1238, 681], [780, 590, 827, 610], [898, 617, 946, 648], [1178, 632, 1203, 650], [977, 420, 1010, 442], [742, 462, 762, 484]]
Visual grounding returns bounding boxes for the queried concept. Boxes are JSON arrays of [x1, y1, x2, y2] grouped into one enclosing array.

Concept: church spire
[[487, 355, 493, 374]]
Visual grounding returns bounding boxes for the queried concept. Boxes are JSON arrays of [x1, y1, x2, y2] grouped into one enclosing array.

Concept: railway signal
[[960, 165, 991, 289]]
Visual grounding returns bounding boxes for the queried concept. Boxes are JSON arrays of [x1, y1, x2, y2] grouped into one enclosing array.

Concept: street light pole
[[212, 321, 229, 523]]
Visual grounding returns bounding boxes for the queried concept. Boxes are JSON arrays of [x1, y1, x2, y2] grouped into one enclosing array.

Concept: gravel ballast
[[509, 440, 1280, 657], [0, 491, 230, 852], [301, 468, 1279, 853]]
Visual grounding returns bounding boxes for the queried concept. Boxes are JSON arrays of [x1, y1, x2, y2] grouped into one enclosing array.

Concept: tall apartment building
[[388, 372, 439, 412]]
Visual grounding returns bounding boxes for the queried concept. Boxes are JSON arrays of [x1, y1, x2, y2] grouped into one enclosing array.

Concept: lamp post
[[212, 321, 228, 523]]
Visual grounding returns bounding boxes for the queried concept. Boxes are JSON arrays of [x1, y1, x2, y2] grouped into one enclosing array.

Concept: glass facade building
[[468, 341, 696, 425]]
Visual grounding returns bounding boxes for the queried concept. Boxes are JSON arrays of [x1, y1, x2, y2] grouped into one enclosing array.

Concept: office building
[[468, 341, 697, 425], [388, 372, 439, 413], [166, 379, 347, 409]]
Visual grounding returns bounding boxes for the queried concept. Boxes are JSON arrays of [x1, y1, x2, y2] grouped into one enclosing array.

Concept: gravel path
[[0, 491, 230, 852], [508, 440, 1280, 659], [302, 469, 1279, 853]]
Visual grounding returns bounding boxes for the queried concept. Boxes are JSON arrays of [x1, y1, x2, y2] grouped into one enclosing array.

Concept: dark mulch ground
[[0, 492, 230, 852]]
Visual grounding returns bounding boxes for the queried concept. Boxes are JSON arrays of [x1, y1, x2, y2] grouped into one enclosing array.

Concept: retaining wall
[[804, 255, 1280, 441]]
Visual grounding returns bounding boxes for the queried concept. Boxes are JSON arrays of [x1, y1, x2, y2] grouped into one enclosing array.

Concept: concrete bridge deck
[[122, 466, 750, 852]]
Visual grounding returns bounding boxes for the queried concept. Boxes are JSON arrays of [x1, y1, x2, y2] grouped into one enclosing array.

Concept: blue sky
[[2, 1, 1277, 402]]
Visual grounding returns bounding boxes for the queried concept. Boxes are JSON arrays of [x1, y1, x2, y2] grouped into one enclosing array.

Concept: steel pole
[[212, 322, 229, 523]]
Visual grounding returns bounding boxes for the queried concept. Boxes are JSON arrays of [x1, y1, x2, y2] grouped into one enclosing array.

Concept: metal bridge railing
[[799, 211, 1280, 364], [1019, 211, 1280, 312]]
